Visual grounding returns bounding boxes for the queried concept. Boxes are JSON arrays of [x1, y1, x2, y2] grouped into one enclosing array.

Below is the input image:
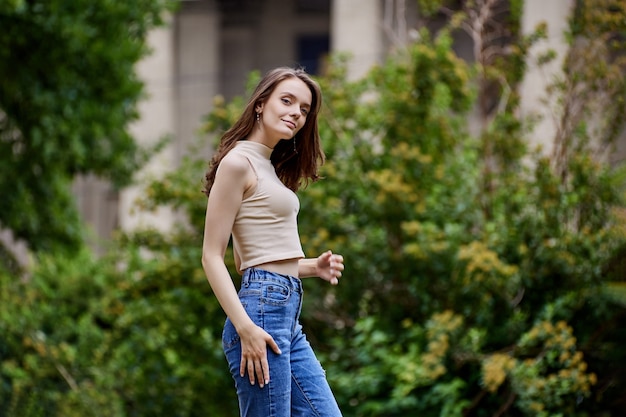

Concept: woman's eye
[[282, 98, 291, 105], [301, 108, 309, 116]]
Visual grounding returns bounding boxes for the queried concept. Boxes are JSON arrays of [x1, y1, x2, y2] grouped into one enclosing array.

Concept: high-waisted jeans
[[222, 267, 342, 417]]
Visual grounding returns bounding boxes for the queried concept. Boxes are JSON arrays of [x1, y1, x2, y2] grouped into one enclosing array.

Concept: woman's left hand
[[316, 250, 344, 285]]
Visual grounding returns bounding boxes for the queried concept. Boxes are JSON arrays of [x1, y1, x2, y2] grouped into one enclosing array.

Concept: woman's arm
[[201, 154, 280, 388], [298, 250, 344, 285]]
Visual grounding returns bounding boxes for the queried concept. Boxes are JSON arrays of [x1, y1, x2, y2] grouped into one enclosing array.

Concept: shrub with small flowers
[[510, 320, 597, 415]]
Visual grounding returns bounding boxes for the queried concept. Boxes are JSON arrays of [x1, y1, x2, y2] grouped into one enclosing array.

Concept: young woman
[[201, 67, 344, 417]]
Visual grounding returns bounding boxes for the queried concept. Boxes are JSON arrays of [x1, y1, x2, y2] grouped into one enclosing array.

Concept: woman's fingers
[[267, 335, 282, 355], [247, 358, 256, 385], [322, 251, 344, 285], [240, 327, 281, 387], [257, 357, 268, 387]]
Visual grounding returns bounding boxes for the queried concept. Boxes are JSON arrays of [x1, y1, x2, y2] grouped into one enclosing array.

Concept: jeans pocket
[[223, 299, 253, 350], [262, 282, 291, 305], [222, 317, 240, 350]]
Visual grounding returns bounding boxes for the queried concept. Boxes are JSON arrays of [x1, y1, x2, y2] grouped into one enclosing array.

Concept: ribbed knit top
[[226, 140, 304, 270]]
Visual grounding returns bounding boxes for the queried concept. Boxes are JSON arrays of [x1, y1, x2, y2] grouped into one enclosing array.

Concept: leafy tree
[[0, 0, 176, 258]]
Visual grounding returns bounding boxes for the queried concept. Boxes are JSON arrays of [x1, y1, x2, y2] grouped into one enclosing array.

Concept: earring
[[293, 136, 298, 153], [256, 113, 260, 124]]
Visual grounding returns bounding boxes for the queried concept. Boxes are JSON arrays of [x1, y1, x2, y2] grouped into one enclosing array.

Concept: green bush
[[0, 238, 236, 417]]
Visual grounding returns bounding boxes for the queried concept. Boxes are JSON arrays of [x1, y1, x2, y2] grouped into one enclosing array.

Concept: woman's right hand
[[238, 323, 282, 388]]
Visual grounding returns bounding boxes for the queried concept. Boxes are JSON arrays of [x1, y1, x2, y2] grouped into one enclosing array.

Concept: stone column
[[519, 0, 575, 154], [331, 0, 384, 80], [175, 1, 220, 161], [119, 23, 177, 232]]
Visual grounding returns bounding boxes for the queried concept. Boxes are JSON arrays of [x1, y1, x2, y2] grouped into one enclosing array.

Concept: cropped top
[[226, 140, 304, 270]]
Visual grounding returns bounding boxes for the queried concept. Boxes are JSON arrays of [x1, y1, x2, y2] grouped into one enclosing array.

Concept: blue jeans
[[222, 268, 342, 417]]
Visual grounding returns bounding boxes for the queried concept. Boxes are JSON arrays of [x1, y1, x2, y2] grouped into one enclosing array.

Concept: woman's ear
[[255, 102, 264, 114]]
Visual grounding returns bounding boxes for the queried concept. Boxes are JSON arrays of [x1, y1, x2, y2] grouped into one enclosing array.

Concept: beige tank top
[[226, 140, 304, 270]]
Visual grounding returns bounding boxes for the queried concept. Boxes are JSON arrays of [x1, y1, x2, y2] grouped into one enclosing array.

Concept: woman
[[201, 67, 344, 417]]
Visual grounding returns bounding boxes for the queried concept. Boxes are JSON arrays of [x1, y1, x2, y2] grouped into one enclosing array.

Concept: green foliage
[[1, 1, 626, 416], [0, 234, 237, 417], [0, 0, 176, 256], [0, 249, 117, 416], [295, 12, 625, 417]]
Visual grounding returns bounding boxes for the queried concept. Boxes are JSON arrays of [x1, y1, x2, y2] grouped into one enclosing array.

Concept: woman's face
[[257, 77, 312, 147]]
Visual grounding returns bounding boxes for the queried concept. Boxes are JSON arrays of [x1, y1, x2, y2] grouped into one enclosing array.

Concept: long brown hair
[[203, 67, 324, 195]]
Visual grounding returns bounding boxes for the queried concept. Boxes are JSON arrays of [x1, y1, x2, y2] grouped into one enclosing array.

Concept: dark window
[[296, 35, 330, 75], [296, 0, 330, 13]]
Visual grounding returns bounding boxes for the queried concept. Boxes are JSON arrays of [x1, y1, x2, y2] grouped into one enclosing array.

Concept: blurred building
[[71, 0, 626, 245]]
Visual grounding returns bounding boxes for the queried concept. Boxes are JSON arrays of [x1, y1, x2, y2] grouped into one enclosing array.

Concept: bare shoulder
[[217, 150, 252, 177], [213, 150, 255, 196]]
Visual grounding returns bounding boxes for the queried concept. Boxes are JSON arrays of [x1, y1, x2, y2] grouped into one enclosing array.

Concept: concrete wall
[[219, 0, 330, 99], [72, 0, 625, 247]]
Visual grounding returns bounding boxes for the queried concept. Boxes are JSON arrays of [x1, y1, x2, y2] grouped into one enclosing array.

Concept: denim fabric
[[222, 268, 342, 417]]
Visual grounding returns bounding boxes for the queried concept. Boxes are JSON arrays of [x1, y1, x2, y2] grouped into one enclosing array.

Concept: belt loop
[[242, 268, 250, 287]]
